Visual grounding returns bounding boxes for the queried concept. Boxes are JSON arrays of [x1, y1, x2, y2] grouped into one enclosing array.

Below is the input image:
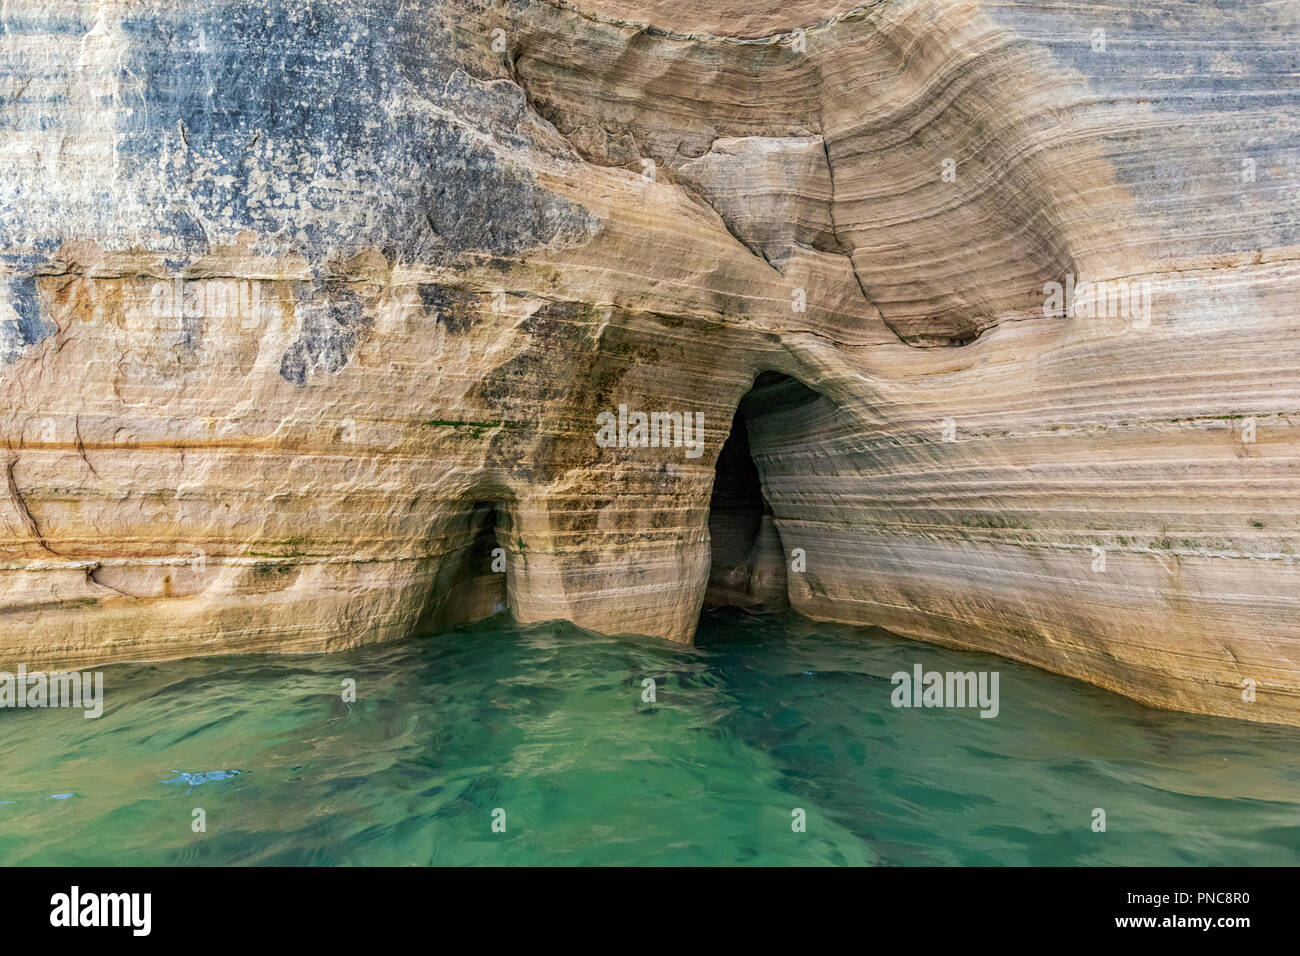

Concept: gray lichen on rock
[[279, 285, 374, 385], [0, 274, 56, 365], [0, 0, 1296, 730]]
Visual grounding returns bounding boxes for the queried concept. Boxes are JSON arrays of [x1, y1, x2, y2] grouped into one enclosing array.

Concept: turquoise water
[[2, 609, 1298, 866]]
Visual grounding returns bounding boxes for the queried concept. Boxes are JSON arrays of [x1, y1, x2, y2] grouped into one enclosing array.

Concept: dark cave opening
[[705, 371, 820, 612], [416, 498, 513, 634]]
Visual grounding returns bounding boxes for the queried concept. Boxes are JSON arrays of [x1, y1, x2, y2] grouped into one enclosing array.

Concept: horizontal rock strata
[[0, 0, 1296, 724]]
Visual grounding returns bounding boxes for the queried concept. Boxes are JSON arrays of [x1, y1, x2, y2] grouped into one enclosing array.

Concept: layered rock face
[[0, 0, 1297, 723]]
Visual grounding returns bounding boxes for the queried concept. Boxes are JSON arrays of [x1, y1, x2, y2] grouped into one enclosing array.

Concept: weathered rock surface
[[0, 0, 1297, 723]]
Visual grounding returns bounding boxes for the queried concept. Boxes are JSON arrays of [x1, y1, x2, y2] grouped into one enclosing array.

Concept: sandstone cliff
[[0, 0, 1296, 723]]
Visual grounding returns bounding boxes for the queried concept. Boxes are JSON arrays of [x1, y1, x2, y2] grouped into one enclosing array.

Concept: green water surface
[[2, 609, 1298, 865]]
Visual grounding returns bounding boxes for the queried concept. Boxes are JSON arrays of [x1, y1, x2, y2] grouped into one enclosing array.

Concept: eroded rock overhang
[[0, 0, 1296, 726]]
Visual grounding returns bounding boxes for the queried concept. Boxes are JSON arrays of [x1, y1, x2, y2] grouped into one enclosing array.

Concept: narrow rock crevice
[[415, 498, 514, 635], [5, 455, 55, 555], [705, 371, 823, 612]]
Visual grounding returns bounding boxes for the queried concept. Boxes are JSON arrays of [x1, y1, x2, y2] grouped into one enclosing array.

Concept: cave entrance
[[705, 371, 820, 611], [415, 498, 513, 634]]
